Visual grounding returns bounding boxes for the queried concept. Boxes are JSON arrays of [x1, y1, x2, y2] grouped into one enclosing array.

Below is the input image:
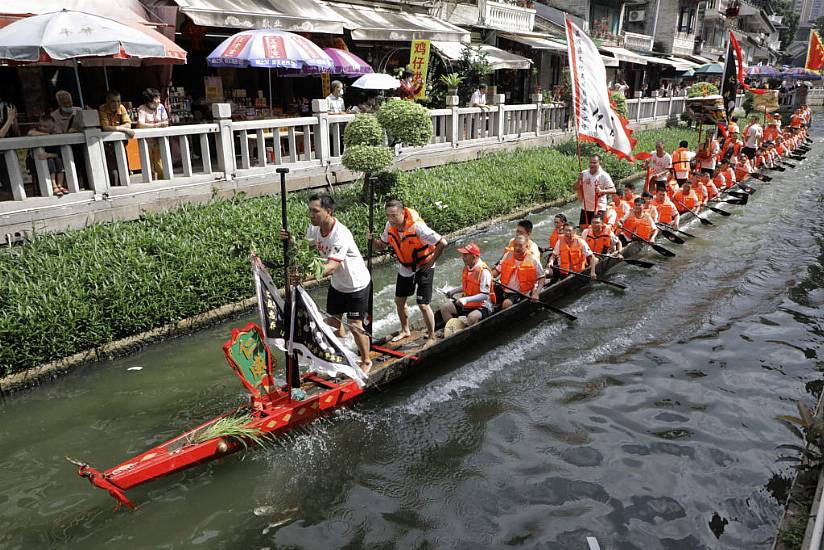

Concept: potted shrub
[[439, 73, 464, 96]]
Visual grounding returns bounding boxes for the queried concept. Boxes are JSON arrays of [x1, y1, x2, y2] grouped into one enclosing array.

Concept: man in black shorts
[[370, 199, 446, 345]]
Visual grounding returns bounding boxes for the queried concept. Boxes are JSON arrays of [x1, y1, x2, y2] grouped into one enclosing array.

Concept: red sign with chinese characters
[[222, 35, 251, 58], [262, 35, 286, 61]]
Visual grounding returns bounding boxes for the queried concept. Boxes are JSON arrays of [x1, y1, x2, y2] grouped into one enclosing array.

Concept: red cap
[[457, 242, 481, 256]]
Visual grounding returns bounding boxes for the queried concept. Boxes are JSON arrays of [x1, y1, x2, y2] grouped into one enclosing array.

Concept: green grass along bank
[[0, 127, 699, 379]]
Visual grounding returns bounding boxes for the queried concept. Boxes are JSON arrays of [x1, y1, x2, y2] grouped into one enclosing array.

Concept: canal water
[[2, 128, 824, 549]]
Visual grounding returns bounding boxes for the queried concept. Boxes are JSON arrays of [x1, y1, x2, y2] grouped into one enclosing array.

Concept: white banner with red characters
[[565, 17, 636, 161]]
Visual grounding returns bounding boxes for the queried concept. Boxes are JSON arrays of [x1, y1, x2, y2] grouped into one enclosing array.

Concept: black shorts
[[742, 146, 756, 159], [501, 292, 527, 305], [327, 284, 370, 320], [396, 269, 434, 305], [454, 302, 492, 319], [579, 209, 596, 227], [700, 167, 714, 176]]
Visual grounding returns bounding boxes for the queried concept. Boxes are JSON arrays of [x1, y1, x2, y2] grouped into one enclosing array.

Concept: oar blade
[[650, 242, 676, 257], [625, 258, 655, 268], [544, 303, 577, 321], [706, 205, 732, 216], [660, 229, 686, 244]]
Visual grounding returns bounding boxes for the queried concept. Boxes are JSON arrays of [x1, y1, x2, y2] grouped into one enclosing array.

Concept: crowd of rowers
[[286, 106, 811, 374]]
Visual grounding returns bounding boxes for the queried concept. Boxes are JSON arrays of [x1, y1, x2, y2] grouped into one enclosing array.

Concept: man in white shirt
[[281, 193, 372, 373], [647, 140, 672, 187], [469, 83, 488, 108], [575, 154, 617, 229], [742, 115, 763, 160], [371, 199, 447, 345], [439, 242, 494, 327], [326, 80, 346, 114]]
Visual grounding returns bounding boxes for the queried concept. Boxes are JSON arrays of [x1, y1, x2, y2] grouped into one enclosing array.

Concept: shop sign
[[408, 39, 430, 99]]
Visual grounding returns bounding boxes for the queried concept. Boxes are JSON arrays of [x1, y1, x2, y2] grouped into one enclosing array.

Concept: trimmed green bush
[[688, 82, 719, 98], [341, 145, 394, 174], [343, 114, 383, 148], [0, 126, 699, 376], [376, 99, 433, 146], [610, 91, 628, 119]]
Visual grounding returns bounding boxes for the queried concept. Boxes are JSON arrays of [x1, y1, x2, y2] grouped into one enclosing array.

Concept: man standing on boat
[[371, 199, 446, 346], [647, 140, 673, 188], [575, 154, 616, 230], [280, 193, 373, 374], [440, 242, 495, 326]]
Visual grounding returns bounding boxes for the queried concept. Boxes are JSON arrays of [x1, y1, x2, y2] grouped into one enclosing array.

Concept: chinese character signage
[[408, 39, 430, 100]]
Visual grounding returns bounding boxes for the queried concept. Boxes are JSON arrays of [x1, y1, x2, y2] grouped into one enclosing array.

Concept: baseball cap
[[457, 242, 481, 256]]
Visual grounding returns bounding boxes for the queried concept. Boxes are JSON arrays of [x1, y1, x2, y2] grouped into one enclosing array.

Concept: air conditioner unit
[[628, 10, 646, 22]]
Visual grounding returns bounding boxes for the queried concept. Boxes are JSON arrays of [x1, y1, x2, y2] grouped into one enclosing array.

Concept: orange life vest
[[722, 167, 736, 188], [705, 180, 719, 201], [790, 114, 802, 128], [651, 197, 677, 224], [461, 260, 495, 309], [499, 251, 539, 294], [673, 189, 699, 213], [622, 212, 656, 241], [693, 181, 707, 204], [386, 208, 436, 270], [764, 125, 779, 142], [584, 228, 614, 255], [776, 143, 786, 155], [713, 173, 726, 191], [720, 139, 741, 161], [735, 163, 750, 182], [548, 229, 560, 250], [672, 147, 691, 174], [644, 203, 658, 222], [557, 237, 588, 276]]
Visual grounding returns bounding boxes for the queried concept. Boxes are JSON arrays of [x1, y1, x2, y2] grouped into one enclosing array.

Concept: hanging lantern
[[725, 0, 741, 18]]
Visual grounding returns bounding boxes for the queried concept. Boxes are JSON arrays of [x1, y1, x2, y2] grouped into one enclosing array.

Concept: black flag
[[720, 42, 738, 119]]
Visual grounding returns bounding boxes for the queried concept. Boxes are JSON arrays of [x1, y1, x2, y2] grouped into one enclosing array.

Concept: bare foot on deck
[[424, 337, 437, 348], [336, 326, 347, 338], [358, 360, 373, 376], [391, 330, 411, 343]]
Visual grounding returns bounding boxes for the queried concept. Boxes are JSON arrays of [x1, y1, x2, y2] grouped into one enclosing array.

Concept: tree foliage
[[773, 0, 800, 50], [343, 114, 383, 148], [375, 99, 433, 147]]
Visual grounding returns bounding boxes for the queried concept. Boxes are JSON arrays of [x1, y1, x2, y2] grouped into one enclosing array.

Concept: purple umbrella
[[746, 64, 780, 78], [781, 67, 823, 80], [323, 48, 373, 76]]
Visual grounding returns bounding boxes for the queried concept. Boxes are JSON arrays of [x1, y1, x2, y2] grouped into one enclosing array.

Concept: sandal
[[52, 188, 64, 197], [60, 186, 69, 194]]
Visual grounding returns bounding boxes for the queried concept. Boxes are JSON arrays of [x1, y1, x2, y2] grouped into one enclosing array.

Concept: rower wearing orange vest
[[505, 219, 541, 258], [651, 185, 680, 228], [689, 171, 708, 206], [672, 181, 700, 215], [640, 191, 658, 222], [547, 213, 566, 251], [622, 182, 637, 204], [712, 164, 727, 191], [440, 242, 495, 327], [371, 199, 446, 345], [698, 171, 718, 202], [790, 110, 803, 129], [719, 129, 743, 162], [602, 200, 618, 232], [493, 235, 546, 310], [763, 114, 780, 142], [672, 140, 694, 183], [581, 215, 622, 257], [619, 197, 658, 245], [735, 153, 753, 183], [720, 160, 736, 189], [545, 223, 597, 281], [608, 192, 630, 237]]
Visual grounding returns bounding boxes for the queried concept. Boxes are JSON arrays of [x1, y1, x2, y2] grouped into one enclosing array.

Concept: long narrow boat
[[70, 168, 777, 510]]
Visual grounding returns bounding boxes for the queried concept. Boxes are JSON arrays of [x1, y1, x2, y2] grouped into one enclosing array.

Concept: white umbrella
[[0, 9, 169, 105], [351, 73, 401, 90]]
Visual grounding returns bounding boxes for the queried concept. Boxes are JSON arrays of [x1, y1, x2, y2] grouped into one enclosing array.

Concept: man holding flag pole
[[565, 17, 635, 229]]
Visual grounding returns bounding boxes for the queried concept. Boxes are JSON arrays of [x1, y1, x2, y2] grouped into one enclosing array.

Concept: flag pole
[[277, 167, 300, 397]]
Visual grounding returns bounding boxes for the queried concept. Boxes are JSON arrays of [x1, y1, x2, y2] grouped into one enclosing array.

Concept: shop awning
[[665, 56, 700, 70], [335, 4, 470, 43], [498, 32, 567, 52], [600, 46, 648, 65], [633, 54, 683, 68], [431, 41, 532, 70], [173, 0, 348, 34]]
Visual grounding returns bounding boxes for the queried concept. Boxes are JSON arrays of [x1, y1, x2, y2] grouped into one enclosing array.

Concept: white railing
[[624, 32, 654, 52], [478, 0, 535, 33], [3, 94, 723, 207]]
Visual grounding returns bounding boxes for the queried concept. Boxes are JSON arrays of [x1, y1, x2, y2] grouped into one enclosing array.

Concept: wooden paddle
[[748, 172, 772, 182], [657, 223, 696, 239], [618, 226, 676, 257], [672, 197, 713, 225], [560, 267, 628, 290], [767, 165, 786, 172], [780, 160, 796, 168], [493, 281, 577, 321], [656, 224, 686, 244], [593, 252, 655, 269]]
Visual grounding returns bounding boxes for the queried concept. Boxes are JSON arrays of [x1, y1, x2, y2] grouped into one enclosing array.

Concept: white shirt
[[326, 94, 345, 114], [470, 89, 486, 107], [698, 141, 719, 170], [744, 124, 762, 148], [580, 168, 615, 212], [306, 219, 370, 293], [460, 260, 494, 311], [650, 151, 672, 181], [381, 219, 445, 278]]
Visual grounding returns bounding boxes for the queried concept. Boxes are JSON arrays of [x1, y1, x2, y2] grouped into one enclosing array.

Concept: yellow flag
[[408, 40, 430, 99]]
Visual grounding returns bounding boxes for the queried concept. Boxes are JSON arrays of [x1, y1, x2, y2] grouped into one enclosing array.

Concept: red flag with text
[[806, 30, 824, 72]]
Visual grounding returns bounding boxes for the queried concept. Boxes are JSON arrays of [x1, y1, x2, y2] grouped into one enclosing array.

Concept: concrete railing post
[[530, 93, 542, 134], [446, 95, 460, 147], [312, 99, 330, 164], [80, 110, 110, 195], [212, 103, 235, 181], [492, 94, 505, 141]]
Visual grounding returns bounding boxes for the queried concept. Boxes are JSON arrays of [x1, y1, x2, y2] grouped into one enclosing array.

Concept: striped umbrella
[[206, 29, 333, 72], [746, 64, 780, 78], [781, 67, 822, 80], [323, 48, 373, 76]]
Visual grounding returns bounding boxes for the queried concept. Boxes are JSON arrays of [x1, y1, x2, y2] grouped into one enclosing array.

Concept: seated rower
[[581, 215, 622, 257], [689, 170, 708, 206], [735, 153, 753, 183], [506, 219, 541, 258], [712, 164, 727, 191], [700, 170, 719, 201], [720, 159, 736, 189], [618, 197, 658, 245], [440, 242, 495, 327], [492, 235, 545, 310], [547, 213, 567, 251], [622, 182, 637, 204], [672, 180, 700, 215], [545, 223, 597, 282], [651, 184, 680, 229], [641, 191, 658, 222]]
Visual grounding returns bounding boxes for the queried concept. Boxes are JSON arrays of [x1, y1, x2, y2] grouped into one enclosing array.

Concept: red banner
[[806, 30, 824, 72], [262, 35, 286, 60], [222, 35, 251, 58], [729, 32, 766, 95]]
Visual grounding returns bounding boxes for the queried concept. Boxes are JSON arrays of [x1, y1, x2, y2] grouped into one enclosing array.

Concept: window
[[678, 6, 696, 33]]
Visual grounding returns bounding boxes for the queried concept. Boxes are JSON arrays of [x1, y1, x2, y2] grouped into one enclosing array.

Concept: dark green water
[[2, 129, 824, 549]]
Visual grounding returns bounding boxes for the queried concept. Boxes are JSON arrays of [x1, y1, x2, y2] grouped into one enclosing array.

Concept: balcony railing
[[624, 31, 654, 52], [478, 0, 535, 33], [672, 33, 697, 56]]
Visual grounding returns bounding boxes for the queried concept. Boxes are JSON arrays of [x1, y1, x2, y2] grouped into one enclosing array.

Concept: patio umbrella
[[323, 48, 373, 76], [0, 9, 176, 106], [694, 62, 724, 75], [350, 73, 401, 90], [207, 29, 334, 109], [746, 65, 780, 78], [781, 67, 822, 80]]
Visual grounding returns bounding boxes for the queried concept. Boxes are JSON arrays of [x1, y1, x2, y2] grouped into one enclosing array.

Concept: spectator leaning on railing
[[137, 88, 169, 180]]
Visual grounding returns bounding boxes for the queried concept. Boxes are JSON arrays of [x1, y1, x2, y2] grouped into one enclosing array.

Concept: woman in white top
[[137, 88, 169, 180], [325, 80, 346, 114]]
